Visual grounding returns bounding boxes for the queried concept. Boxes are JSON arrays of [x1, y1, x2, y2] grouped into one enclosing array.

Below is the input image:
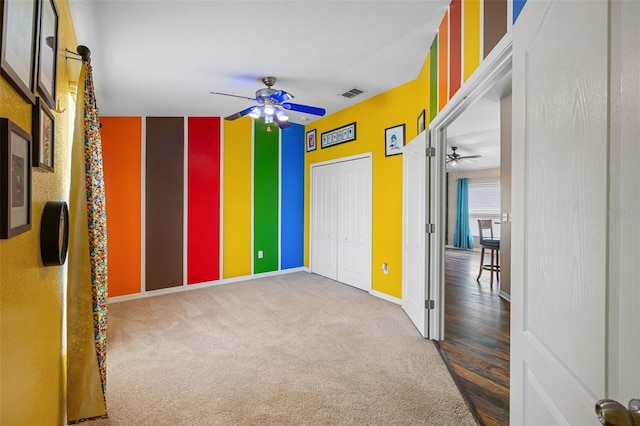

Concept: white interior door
[[311, 164, 338, 280], [511, 1, 609, 423], [402, 131, 428, 337], [337, 158, 372, 291]]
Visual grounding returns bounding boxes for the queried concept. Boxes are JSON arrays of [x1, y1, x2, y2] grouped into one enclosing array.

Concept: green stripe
[[429, 35, 438, 122], [253, 120, 279, 273]]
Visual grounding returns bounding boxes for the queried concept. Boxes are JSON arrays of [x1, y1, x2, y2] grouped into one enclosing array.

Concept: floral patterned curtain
[[67, 58, 108, 423]]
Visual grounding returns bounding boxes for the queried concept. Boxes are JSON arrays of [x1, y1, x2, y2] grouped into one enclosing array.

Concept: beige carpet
[[84, 272, 475, 425]]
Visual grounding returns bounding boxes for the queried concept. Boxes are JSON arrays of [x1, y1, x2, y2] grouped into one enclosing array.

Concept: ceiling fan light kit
[[211, 77, 326, 130]]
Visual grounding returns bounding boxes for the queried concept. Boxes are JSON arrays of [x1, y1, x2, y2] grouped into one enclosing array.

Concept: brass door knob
[[596, 399, 640, 426]]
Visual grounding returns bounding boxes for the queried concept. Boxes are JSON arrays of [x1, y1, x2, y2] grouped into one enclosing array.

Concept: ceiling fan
[[211, 77, 326, 130], [446, 146, 482, 167]]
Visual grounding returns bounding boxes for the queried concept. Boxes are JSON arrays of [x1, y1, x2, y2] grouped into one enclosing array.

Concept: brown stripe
[[483, 0, 507, 59], [145, 117, 184, 291]]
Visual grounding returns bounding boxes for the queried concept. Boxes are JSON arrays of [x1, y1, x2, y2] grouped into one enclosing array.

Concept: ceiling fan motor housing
[[256, 88, 278, 101]]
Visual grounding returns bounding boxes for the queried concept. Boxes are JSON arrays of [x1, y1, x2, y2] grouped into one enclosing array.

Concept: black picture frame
[[35, 0, 58, 109], [32, 97, 55, 172], [0, 0, 38, 104], [384, 123, 405, 157], [306, 129, 317, 152], [0, 118, 32, 239], [417, 109, 426, 134], [320, 122, 356, 149]]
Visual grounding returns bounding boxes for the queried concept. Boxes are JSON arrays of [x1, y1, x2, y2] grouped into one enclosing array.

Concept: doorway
[[430, 39, 512, 425]]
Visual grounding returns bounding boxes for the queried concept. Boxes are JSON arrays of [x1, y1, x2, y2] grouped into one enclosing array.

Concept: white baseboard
[[369, 289, 401, 305], [109, 267, 307, 303], [499, 290, 511, 302]]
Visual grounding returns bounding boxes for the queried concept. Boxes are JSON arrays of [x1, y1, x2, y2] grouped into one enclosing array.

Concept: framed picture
[[0, 0, 38, 104], [417, 109, 426, 134], [306, 129, 317, 152], [1, 118, 32, 239], [385, 124, 405, 157], [35, 0, 58, 109], [321, 122, 356, 149], [32, 97, 55, 171]]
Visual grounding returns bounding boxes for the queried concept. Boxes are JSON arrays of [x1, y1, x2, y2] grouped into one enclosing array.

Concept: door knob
[[595, 399, 640, 425]]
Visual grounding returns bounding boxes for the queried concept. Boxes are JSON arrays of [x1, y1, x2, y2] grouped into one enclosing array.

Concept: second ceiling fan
[[446, 146, 482, 167]]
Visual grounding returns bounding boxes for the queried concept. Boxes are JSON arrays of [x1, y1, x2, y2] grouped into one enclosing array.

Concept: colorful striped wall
[[101, 117, 305, 297], [102, 0, 527, 300], [427, 0, 521, 119]]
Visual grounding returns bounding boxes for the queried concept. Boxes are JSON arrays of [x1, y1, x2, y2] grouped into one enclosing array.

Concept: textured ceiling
[[68, 0, 450, 124]]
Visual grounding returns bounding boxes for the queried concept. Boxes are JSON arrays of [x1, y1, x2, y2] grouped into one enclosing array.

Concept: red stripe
[[187, 117, 221, 284], [449, 0, 462, 98]]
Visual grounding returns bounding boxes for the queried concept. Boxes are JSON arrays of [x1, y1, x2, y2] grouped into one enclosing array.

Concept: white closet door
[[337, 158, 372, 291], [311, 164, 338, 280]]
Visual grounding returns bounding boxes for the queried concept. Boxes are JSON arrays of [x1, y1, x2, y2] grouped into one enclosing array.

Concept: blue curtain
[[453, 178, 474, 249]]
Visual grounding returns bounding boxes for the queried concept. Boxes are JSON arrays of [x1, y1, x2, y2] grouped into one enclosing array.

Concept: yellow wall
[[304, 80, 422, 299], [0, 1, 79, 423]]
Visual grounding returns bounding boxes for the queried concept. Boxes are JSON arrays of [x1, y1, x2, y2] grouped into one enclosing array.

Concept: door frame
[[308, 152, 373, 281], [427, 35, 513, 340]]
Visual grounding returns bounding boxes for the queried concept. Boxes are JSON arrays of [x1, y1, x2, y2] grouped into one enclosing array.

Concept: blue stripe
[[513, 0, 527, 23], [280, 123, 305, 269]]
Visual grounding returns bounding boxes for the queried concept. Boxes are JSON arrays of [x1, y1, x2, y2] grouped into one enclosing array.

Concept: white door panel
[[311, 165, 338, 280], [512, 1, 608, 423], [337, 158, 372, 291], [402, 132, 427, 337]]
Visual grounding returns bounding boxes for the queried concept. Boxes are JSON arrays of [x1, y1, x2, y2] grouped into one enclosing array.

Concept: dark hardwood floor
[[437, 248, 510, 426]]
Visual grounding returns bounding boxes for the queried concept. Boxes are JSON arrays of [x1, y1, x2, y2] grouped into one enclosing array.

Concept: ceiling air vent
[[340, 87, 364, 99]]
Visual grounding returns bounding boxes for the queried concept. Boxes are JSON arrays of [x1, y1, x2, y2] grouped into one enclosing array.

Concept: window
[[468, 178, 501, 238]]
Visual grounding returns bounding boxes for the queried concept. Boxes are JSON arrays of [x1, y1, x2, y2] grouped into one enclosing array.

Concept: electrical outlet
[[258, 250, 263, 259], [382, 263, 388, 274]]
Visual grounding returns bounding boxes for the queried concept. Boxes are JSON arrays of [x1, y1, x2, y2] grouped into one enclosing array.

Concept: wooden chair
[[477, 219, 500, 286]]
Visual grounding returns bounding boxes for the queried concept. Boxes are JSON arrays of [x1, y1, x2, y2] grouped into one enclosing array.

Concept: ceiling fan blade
[[458, 155, 482, 160], [211, 91, 256, 101], [224, 106, 255, 121], [270, 90, 293, 103], [275, 119, 291, 130], [281, 102, 326, 116]]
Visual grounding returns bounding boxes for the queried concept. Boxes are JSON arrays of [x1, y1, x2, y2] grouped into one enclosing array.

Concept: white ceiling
[[68, 0, 450, 124], [445, 70, 512, 171], [68, 0, 508, 172]]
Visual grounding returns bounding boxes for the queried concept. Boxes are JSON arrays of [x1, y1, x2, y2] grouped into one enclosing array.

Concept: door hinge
[[425, 300, 435, 309], [426, 223, 435, 234], [426, 147, 436, 157]]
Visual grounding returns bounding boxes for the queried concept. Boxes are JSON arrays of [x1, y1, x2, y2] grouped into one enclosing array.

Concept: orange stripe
[[101, 117, 142, 296], [438, 11, 449, 112]]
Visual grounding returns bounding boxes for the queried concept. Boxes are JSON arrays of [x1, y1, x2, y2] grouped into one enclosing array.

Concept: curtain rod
[[65, 45, 91, 62]]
